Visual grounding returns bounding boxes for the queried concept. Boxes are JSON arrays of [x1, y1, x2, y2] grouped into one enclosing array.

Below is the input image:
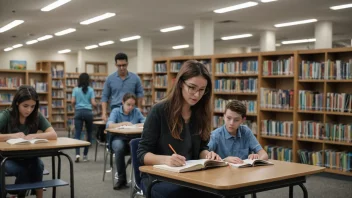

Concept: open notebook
[[230, 159, 273, 168], [116, 125, 143, 129], [6, 138, 49, 145], [153, 159, 227, 173]]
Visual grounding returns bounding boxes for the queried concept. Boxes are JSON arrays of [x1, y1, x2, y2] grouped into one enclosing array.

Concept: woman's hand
[[206, 151, 222, 161], [165, 154, 186, 167], [13, 132, 25, 139]]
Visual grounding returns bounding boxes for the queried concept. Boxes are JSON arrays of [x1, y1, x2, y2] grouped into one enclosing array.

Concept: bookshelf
[[153, 47, 352, 176], [0, 70, 26, 110], [137, 73, 153, 116], [85, 61, 107, 74], [37, 61, 65, 130], [65, 72, 78, 130]]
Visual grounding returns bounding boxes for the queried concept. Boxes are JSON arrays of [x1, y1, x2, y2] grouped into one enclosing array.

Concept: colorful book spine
[[298, 90, 324, 111], [0, 77, 23, 88], [297, 150, 324, 167], [325, 59, 352, 80], [324, 123, 352, 142], [262, 57, 294, 76], [261, 120, 293, 137], [154, 75, 168, 87], [264, 145, 292, 162], [214, 78, 257, 93], [326, 92, 352, 113], [215, 61, 258, 74], [260, 88, 294, 109], [297, 121, 324, 139], [299, 61, 325, 79], [155, 91, 166, 102], [170, 62, 183, 72], [154, 63, 167, 72], [325, 150, 352, 172]]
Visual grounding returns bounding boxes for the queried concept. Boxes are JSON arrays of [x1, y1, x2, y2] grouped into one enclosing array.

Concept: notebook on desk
[[6, 138, 49, 145], [153, 159, 227, 173], [229, 159, 273, 168], [116, 125, 143, 129]]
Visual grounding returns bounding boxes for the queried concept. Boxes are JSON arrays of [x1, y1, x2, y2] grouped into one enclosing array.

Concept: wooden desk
[[93, 120, 106, 126], [0, 137, 90, 198], [106, 127, 143, 135], [140, 160, 325, 198]]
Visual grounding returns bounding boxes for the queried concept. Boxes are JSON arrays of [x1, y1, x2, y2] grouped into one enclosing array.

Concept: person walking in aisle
[[0, 85, 57, 198], [101, 52, 144, 122], [72, 73, 97, 162]]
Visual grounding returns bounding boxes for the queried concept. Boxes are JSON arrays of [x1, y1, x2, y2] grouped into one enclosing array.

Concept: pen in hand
[[168, 144, 186, 166], [168, 144, 177, 154]]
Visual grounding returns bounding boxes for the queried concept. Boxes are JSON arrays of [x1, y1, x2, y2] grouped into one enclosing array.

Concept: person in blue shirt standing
[[208, 100, 268, 164], [106, 93, 145, 190], [72, 73, 97, 162], [101, 52, 144, 122]]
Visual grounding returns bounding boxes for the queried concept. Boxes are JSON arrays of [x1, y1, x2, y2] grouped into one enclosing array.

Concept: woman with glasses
[[137, 60, 222, 198]]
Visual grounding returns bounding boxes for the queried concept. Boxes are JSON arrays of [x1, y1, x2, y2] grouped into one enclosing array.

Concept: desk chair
[[129, 138, 144, 198]]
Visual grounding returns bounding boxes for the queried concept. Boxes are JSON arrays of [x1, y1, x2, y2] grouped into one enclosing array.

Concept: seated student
[[106, 93, 145, 190], [208, 100, 268, 164], [137, 60, 222, 198], [0, 85, 58, 198]]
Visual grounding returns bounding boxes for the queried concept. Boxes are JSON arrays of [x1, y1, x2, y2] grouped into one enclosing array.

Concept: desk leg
[[289, 185, 293, 198], [57, 155, 62, 179], [59, 152, 74, 198], [298, 184, 308, 198], [52, 156, 56, 198], [1, 158, 8, 198]]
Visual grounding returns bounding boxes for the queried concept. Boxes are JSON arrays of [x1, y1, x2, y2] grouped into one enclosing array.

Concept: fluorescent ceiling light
[[26, 40, 38, 45], [4, 47, 13, 52], [282, 38, 316, 45], [214, 2, 258, 13], [98, 41, 114, 46], [172, 44, 189, 49], [160, 26, 184, 32], [58, 49, 71, 54], [330, 3, 352, 10], [37, 35, 53, 41], [41, 0, 71, 12], [12, 44, 23, 48], [275, 43, 281, 47], [120, 35, 141, 42], [0, 20, 24, 33], [85, 45, 99, 50], [274, 19, 317, 27], [261, 0, 277, 2], [221, 34, 253, 40], [80, 13, 116, 25], [55, 28, 76, 36]]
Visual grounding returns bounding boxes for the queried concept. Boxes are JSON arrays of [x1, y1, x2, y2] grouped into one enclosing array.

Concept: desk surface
[[93, 120, 106, 125], [0, 137, 90, 151], [105, 127, 143, 135], [140, 160, 325, 190]]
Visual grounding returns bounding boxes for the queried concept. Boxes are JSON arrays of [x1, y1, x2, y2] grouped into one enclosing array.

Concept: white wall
[[0, 48, 77, 71]]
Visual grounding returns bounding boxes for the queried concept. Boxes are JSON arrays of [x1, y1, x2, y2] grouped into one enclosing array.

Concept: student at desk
[[137, 60, 221, 198], [106, 93, 145, 190], [0, 85, 57, 198], [208, 100, 268, 164]]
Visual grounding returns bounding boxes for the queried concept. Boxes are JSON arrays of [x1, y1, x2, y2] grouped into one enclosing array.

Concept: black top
[[137, 101, 209, 166]]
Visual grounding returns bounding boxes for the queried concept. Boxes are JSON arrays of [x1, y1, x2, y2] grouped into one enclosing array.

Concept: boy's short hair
[[224, 100, 247, 118]]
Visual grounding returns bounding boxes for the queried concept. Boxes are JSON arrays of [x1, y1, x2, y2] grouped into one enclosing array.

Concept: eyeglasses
[[184, 82, 208, 96], [116, 64, 127, 68]]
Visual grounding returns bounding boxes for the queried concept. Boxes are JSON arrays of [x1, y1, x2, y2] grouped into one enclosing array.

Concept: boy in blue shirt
[[208, 100, 268, 164], [106, 93, 145, 190]]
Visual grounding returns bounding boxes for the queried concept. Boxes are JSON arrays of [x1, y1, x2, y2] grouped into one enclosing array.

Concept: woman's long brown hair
[[163, 60, 212, 141]]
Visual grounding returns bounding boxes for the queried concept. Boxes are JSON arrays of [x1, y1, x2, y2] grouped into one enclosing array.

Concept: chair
[[94, 125, 107, 162], [129, 138, 144, 198]]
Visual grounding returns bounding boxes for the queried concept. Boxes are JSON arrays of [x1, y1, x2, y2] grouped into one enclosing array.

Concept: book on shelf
[[154, 63, 167, 73], [299, 61, 325, 79], [326, 92, 352, 113], [297, 149, 324, 167], [260, 88, 294, 109], [6, 138, 49, 145], [230, 159, 273, 168], [263, 57, 293, 76], [298, 121, 325, 140], [153, 159, 227, 173], [325, 150, 352, 172], [298, 90, 324, 111], [261, 120, 293, 137], [215, 61, 258, 75], [214, 78, 257, 93], [325, 59, 352, 80], [264, 145, 292, 162]]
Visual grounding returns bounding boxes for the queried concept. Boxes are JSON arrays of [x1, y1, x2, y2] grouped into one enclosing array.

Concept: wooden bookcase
[[137, 72, 153, 116], [65, 72, 79, 130], [152, 47, 352, 176], [37, 61, 66, 130]]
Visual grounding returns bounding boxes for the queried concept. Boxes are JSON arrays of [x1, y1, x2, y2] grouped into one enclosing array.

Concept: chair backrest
[[129, 138, 142, 189]]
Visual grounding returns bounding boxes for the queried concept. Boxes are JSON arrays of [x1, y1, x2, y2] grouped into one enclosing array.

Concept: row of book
[[260, 88, 294, 109], [143, 81, 152, 88], [215, 61, 258, 75], [66, 79, 78, 86], [66, 93, 72, 100], [52, 80, 64, 88], [52, 100, 63, 108], [52, 90, 64, 98], [155, 91, 166, 102], [51, 65, 64, 78], [297, 121, 352, 142], [0, 77, 23, 88], [326, 92, 352, 113], [90, 76, 106, 81], [264, 145, 293, 162], [52, 109, 64, 114], [298, 90, 324, 111], [52, 115, 64, 121], [30, 81, 48, 92], [91, 82, 104, 89], [214, 78, 257, 93], [66, 73, 79, 78], [39, 106, 49, 118], [212, 116, 257, 134], [262, 57, 294, 76], [297, 150, 323, 167], [154, 75, 168, 87], [0, 93, 14, 104], [261, 120, 293, 137], [299, 60, 352, 80], [170, 62, 182, 72], [154, 63, 167, 73], [213, 98, 257, 114]]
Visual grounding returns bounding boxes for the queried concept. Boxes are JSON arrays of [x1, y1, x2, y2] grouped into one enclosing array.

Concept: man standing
[[101, 53, 144, 122]]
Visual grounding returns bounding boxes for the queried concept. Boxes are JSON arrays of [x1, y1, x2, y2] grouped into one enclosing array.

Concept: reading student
[[137, 60, 221, 198], [0, 85, 57, 198], [72, 73, 97, 162], [208, 100, 268, 164], [106, 93, 145, 190]]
